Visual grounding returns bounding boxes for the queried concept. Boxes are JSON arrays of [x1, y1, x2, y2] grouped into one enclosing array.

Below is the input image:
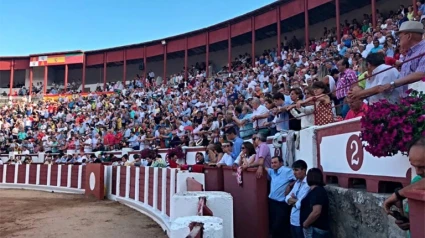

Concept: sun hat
[[395, 21, 425, 35]]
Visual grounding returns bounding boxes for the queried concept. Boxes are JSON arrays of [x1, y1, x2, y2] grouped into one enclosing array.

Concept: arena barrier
[[0, 163, 228, 237], [0, 164, 85, 194], [312, 117, 412, 193], [104, 166, 228, 237]]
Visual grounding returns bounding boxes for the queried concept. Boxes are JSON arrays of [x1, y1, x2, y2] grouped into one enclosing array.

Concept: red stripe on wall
[[50, 165, 58, 186], [139, 168, 145, 203], [148, 167, 154, 207], [111, 166, 117, 195], [129, 167, 136, 199], [39, 165, 48, 185], [6, 165, 14, 183], [17, 165, 26, 184], [28, 165, 37, 185], [81, 166, 86, 189], [70, 166, 79, 188], [61, 165, 68, 187], [120, 167, 127, 197]]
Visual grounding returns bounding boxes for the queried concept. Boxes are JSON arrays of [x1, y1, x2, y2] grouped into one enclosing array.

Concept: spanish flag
[[47, 56, 66, 65]]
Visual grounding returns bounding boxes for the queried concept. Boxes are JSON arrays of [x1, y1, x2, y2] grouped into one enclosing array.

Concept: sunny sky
[[0, 0, 276, 56]]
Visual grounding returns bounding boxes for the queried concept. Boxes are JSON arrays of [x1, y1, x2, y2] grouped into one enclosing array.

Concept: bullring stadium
[[1, 0, 425, 237]]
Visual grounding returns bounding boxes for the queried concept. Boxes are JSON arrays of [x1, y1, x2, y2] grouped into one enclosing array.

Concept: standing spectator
[[224, 127, 243, 161], [336, 58, 358, 118], [301, 168, 330, 238], [364, 53, 402, 104], [248, 133, 271, 178], [251, 98, 270, 136], [285, 160, 310, 238], [271, 92, 292, 131], [350, 21, 425, 101], [267, 156, 296, 238]]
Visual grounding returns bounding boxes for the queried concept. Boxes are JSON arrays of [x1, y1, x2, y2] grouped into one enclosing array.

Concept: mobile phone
[[390, 211, 409, 223]]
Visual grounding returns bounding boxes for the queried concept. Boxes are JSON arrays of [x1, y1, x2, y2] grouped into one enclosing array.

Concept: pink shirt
[[255, 142, 271, 168]]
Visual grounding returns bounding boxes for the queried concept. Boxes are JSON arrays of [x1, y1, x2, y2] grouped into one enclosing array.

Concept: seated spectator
[[206, 143, 223, 164], [234, 141, 256, 167], [224, 127, 243, 161], [195, 152, 205, 165], [345, 86, 369, 120], [217, 142, 234, 167]]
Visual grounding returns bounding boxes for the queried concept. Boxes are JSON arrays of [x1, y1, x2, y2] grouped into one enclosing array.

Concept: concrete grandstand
[[0, 0, 410, 95]]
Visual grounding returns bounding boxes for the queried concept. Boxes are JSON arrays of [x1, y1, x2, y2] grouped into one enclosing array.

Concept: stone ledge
[[326, 185, 406, 238]]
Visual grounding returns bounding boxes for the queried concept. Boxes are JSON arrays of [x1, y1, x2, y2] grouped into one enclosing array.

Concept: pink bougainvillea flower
[[361, 89, 425, 157], [402, 125, 413, 134]]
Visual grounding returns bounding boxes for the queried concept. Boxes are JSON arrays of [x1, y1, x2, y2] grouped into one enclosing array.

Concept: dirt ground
[[0, 189, 167, 238]]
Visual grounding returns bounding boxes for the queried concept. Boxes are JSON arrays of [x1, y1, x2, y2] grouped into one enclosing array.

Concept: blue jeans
[[312, 227, 330, 238], [291, 225, 305, 238], [304, 227, 330, 238], [339, 97, 349, 118]]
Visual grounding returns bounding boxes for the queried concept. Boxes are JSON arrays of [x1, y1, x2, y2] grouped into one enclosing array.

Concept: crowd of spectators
[[0, 2, 425, 238], [1, 3, 422, 161]]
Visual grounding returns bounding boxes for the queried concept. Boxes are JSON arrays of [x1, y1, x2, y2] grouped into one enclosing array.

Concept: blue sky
[[0, 0, 276, 56]]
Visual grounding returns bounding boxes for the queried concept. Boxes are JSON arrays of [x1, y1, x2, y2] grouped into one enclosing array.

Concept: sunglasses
[[241, 147, 245, 149], [252, 137, 257, 140]]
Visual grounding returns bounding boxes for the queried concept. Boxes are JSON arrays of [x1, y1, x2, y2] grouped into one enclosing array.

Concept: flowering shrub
[[167, 146, 185, 159], [360, 89, 425, 157], [140, 148, 158, 159]]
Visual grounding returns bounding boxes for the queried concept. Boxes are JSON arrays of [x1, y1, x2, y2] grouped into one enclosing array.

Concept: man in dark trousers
[[267, 156, 296, 238]]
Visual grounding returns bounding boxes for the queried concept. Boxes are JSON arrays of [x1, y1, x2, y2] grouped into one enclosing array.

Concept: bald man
[[345, 85, 368, 120]]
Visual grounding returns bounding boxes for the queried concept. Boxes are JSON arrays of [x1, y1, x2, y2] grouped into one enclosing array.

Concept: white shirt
[[362, 43, 374, 58], [217, 153, 234, 166], [252, 105, 269, 129], [84, 138, 92, 152], [328, 75, 336, 93], [366, 64, 402, 104]]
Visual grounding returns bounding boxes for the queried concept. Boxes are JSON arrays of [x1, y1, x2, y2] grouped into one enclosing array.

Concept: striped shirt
[[400, 40, 425, 78], [336, 68, 358, 99]]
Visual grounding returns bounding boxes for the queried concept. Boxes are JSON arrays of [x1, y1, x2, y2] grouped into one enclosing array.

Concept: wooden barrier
[[405, 190, 425, 238], [0, 164, 86, 193], [221, 167, 268, 238], [186, 177, 203, 191], [203, 165, 224, 191]]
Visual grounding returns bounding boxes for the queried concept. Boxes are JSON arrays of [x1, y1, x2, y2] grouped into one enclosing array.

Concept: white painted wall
[[171, 191, 233, 238], [170, 216, 224, 238]]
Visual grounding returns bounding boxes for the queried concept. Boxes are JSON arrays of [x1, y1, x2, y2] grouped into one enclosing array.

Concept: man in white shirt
[[83, 136, 92, 153], [217, 142, 234, 166], [365, 53, 403, 104], [361, 36, 374, 58], [251, 98, 270, 135]]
